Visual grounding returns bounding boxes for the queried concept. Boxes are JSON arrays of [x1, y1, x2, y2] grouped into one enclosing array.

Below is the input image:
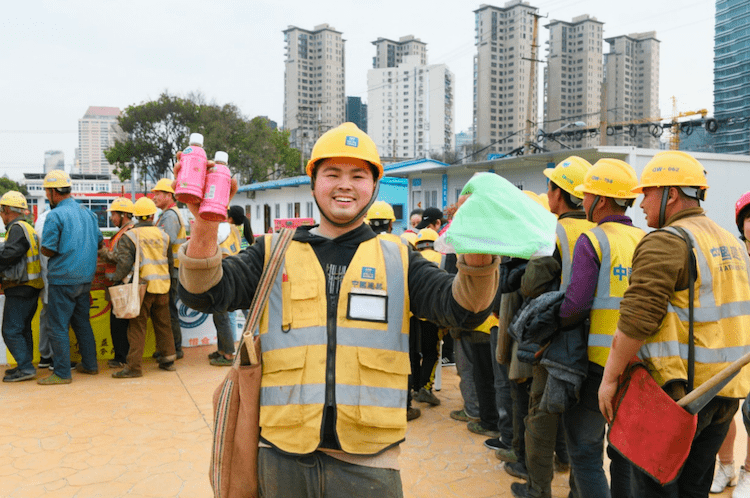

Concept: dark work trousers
[[417, 319, 440, 391], [626, 396, 738, 498], [408, 316, 421, 396], [468, 340, 500, 432], [442, 333, 454, 361], [127, 292, 175, 374], [168, 276, 182, 352], [258, 447, 404, 498], [511, 378, 532, 465], [109, 313, 130, 364]]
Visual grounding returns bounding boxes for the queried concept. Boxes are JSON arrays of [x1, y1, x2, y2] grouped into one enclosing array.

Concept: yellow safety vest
[[638, 216, 750, 398], [258, 236, 411, 455], [474, 314, 500, 334], [219, 224, 241, 257], [584, 222, 644, 367], [3, 220, 44, 289], [104, 221, 135, 280], [419, 247, 443, 266], [125, 226, 171, 294], [556, 216, 595, 290], [157, 205, 186, 272]]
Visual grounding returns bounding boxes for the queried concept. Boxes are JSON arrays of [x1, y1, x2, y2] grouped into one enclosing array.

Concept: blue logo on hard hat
[[345, 136, 359, 147], [361, 267, 375, 280]]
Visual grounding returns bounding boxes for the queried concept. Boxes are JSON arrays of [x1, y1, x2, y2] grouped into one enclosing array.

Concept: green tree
[[105, 93, 300, 189], [0, 176, 29, 197]]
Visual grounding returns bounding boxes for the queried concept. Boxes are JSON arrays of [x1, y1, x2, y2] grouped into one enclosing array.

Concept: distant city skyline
[[1, 0, 716, 180]]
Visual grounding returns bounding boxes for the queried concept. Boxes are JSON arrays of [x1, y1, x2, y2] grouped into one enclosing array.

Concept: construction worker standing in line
[[207, 218, 242, 366], [110, 197, 176, 378], [152, 178, 187, 360], [513, 160, 645, 498], [176, 122, 499, 498], [0, 191, 44, 382], [367, 200, 397, 236], [99, 197, 136, 368], [599, 151, 750, 497], [508, 156, 594, 491]]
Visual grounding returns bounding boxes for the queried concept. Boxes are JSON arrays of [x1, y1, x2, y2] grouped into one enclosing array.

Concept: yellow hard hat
[[366, 200, 396, 221], [575, 159, 639, 199], [632, 151, 709, 194], [0, 191, 28, 210], [43, 170, 72, 189], [133, 197, 157, 217], [400, 231, 418, 247], [107, 197, 134, 214], [416, 228, 439, 244], [523, 190, 544, 207], [306, 123, 383, 180], [537, 193, 550, 211], [542, 156, 592, 200], [152, 178, 175, 194]]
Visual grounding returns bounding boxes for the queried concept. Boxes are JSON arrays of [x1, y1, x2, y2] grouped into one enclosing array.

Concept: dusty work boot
[[450, 409, 480, 422], [711, 461, 737, 493], [414, 387, 440, 406], [496, 447, 519, 463], [505, 461, 529, 481], [75, 363, 99, 375], [510, 482, 530, 498], [467, 420, 501, 438], [158, 361, 176, 372], [407, 407, 421, 421], [37, 374, 72, 385], [112, 367, 142, 379]]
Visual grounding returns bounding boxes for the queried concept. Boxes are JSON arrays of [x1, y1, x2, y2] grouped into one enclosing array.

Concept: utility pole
[[523, 11, 544, 155]]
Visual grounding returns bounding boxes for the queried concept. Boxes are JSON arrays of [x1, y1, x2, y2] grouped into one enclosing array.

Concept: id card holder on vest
[[347, 289, 388, 323]]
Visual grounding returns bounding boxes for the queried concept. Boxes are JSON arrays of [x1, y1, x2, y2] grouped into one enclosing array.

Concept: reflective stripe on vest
[[168, 206, 187, 270], [125, 227, 171, 294], [638, 218, 750, 397], [557, 217, 595, 291], [5, 220, 44, 289], [219, 225, 242, 257], [585, 223, 644, 366], [258, 236, 410, 455]]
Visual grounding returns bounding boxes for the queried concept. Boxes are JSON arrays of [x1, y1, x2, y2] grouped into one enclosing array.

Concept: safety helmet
[[575, 159, 639, 199], [416, 228, 439, 249], [152, 178, 175, 194], [306, 123, 383, 180], [736, 191, 750, 234], [400, 231, 418, 248], [107, 197, 134, 214], [537, 193, 550, 211], [133, 197, 157, 217], [542, 156, 591, 200], [523, 190, 545, 208], [632, 151, 709, 194], [43, 170, 72, 189], [0, 191, 28, 210], [366, 200, 396, 221]]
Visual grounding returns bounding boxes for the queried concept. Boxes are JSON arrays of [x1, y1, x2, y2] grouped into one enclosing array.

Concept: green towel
[[437, 172, 557, 258]]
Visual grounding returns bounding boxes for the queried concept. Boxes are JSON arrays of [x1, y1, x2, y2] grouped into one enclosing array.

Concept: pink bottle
[[175, 133, 207, 204], [199, 151, 232, 221]]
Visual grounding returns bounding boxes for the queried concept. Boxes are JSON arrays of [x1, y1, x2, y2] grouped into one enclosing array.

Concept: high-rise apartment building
[[78, 106, 122, 175], [283, 24, 345, 159], [346, 96, 368, 132], [474, 1, 539, 157], [543, 15, 603, 151], [714, 0, 750, 154], [44, 150, 64, 173], [603, 32, 660, 148], [368, 53, 454, 160], [372, 35, 427, 69]]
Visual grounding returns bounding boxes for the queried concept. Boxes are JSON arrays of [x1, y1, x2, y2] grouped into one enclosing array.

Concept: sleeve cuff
[[453, 255, 500, 312], [178, 242, 223, 294]]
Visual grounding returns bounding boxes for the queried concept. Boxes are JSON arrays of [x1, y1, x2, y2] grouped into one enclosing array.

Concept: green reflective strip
[[640, 341, 750, 365], [557, 223, 572, 291], [141, 274, 171, 281], [260, 384, 325, 406], [140, 257, 169, 266]]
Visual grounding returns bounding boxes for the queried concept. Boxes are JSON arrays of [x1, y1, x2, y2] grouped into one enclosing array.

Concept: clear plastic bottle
[[175, 133, 207, 204], [199, 151, 232, 221]]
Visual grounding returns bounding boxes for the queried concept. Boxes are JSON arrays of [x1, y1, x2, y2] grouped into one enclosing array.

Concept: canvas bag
[[109, 232, 147, 319], [210, 228, 294, 498]]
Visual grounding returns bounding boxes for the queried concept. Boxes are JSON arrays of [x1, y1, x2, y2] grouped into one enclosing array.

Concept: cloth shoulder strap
[[235, 228, 294, 367], [668, 225, 697, 392]]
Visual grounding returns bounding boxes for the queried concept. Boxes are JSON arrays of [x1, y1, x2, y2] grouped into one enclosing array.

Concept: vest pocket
[[289, 279, 320, 327], [260, 346, 308, 427], [355, 347, 409, 429]]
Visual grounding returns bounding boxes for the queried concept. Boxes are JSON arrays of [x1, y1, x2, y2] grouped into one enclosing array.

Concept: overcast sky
[[0, 0, 714, 181]]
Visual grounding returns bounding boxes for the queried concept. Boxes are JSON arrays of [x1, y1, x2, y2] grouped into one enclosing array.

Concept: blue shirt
[[42, 197, 103, 285]]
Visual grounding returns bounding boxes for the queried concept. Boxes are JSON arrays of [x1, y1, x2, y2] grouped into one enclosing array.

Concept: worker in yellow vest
[[599, 151, 750, 496], [110, 197, 176, 378], [518, 159, 643, 498], [99, 197, 136, 368], [152, 178, 187, 359], [0, 191, 44, 382], [176, 122, 499, 498]]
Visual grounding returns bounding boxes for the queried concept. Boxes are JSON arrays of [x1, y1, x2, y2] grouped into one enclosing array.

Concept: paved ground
[[1, 345, 743, 497]]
